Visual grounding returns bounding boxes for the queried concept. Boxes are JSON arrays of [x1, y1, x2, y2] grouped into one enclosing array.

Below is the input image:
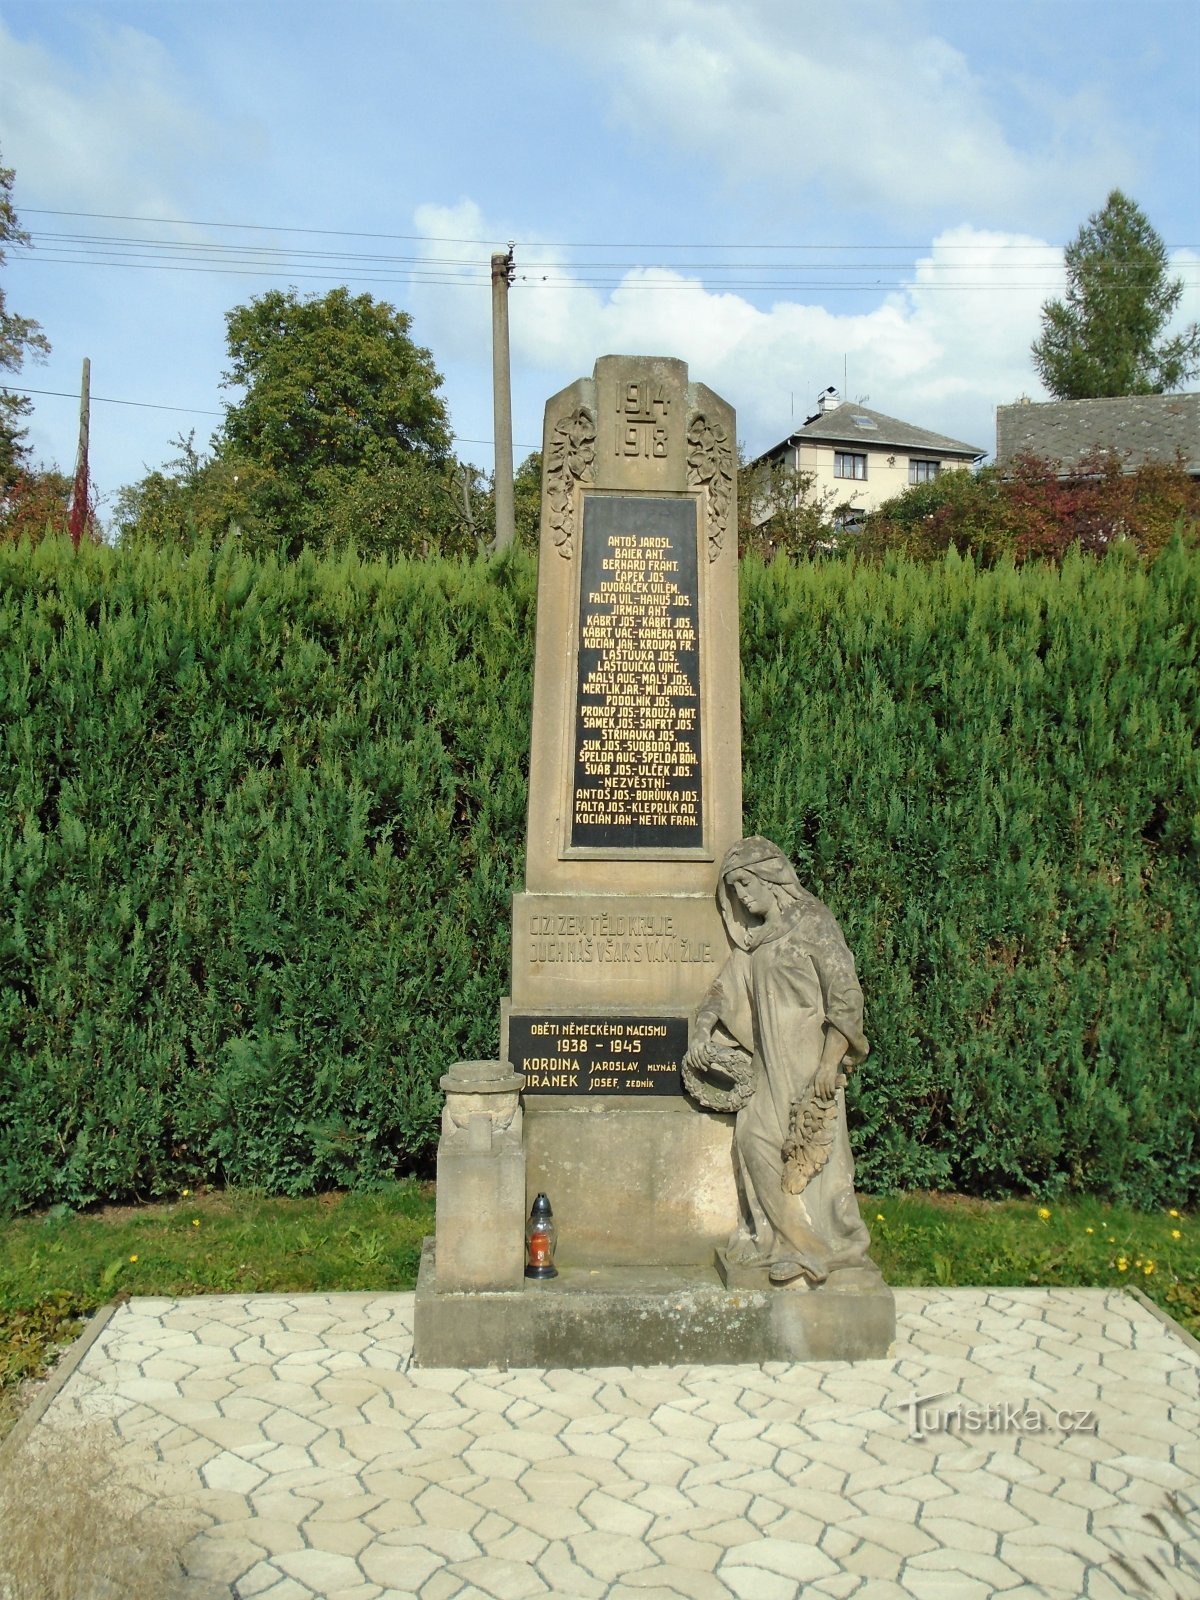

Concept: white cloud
[[0, 16, 256, 218], [533, 0, 1137, 230], [412, 199, 1065, 463], [1169, 249, 1200, 334]]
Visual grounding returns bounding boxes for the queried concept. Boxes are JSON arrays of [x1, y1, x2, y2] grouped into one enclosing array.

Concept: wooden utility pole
[[68, 356, 90, 548], [490, 246, 515, 552]]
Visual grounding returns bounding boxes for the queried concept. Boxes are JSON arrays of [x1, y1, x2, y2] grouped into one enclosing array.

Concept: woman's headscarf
[[714, 836, 870, 1065], [716, 836, 814, 949]]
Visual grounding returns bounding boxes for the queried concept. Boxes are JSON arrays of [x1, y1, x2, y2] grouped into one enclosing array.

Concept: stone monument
[[413, 355, 893, 1366]]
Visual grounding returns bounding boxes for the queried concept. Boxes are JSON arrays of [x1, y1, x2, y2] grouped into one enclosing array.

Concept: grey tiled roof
[[756, 403, 985, 463], [996, 394, 1200, 473]]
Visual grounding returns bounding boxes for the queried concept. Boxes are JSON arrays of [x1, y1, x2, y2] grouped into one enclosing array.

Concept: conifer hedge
[[2, 536, 1197, 1213]]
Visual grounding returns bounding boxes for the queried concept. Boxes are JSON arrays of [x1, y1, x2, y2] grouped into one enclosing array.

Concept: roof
[[755, 403, 986, 464], [995, 394, 1200, 474]]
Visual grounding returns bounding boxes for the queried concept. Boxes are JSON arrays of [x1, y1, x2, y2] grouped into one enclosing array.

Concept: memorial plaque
[[571, 495, 703, 853], [509, 1014, 687, 1096]]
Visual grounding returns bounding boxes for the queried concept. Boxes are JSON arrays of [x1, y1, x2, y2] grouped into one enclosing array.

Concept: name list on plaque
[[571, 495, 704, 851], [509, 1014, 687, 1095]]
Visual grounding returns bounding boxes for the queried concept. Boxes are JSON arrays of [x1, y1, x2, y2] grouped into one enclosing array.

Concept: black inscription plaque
[[571, 494, 703, 851], [510, 1014, 687, 1096]]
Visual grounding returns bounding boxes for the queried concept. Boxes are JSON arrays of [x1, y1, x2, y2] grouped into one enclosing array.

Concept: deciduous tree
[[1032, 191, 1200, 398], [118, 287, 481, 558], [220, 286, 452, 512]]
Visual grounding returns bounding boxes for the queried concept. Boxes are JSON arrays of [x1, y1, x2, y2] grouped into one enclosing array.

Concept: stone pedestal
[[432, 1060, 525, 1293], [413, 1243, 895, 1368]]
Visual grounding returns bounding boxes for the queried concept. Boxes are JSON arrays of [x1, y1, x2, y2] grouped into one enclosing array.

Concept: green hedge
[[2, 537, 1197, 1212]]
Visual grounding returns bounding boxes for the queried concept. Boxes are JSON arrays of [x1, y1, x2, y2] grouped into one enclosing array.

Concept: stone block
[[522, 1097, 738, 1267], [412, 1243, 896, 1368], [510, 892, 727, 1010], [433, 1061, 525, 1293], [525, 357, 741, 897]]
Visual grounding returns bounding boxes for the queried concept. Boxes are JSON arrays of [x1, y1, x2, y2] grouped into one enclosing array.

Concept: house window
[[835, 451, 867, 480], [909, 459, 941, 484]]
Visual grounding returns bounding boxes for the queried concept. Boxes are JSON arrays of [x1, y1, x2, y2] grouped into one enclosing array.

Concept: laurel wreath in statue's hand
[[682, 1044, 757, 1113]]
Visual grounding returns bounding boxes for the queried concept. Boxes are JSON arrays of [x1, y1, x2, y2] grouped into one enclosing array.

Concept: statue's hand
[[814, 1062, 840, 1100], [683, 1034, 715, 1074]]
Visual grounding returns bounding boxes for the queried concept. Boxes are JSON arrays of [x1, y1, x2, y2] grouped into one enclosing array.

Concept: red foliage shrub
[[0, 470, 96, 545], [865, 451, 1199, 566]]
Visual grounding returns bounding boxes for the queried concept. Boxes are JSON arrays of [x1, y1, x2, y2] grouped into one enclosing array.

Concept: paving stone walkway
[[17, 1287, 1200, 1599]]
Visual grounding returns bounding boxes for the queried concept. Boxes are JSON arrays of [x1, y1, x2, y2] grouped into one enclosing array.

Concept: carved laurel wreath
[[685, 411, 734, 560], [682, 1045, 757, 1115], [781, 1074, 846, 1194], [545, 405, 596, 558]]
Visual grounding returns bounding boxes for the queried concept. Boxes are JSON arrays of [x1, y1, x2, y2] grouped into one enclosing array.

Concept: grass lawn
[[1, 1184, 1195, 1440]]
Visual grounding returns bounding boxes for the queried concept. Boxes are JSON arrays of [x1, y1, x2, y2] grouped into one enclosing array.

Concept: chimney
[[817, 386, 841, 415]]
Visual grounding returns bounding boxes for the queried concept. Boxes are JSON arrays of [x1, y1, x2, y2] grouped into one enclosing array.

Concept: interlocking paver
[[442, 1555, 549, 1598], [12, 1287, 1197, 1600], [358, 1540, 445, 1590], [717, 1562, 805, 1599]]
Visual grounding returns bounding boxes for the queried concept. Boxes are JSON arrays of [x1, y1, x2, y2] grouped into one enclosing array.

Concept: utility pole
[[490, 245, 515, 552], [68, 356, 91, 549]]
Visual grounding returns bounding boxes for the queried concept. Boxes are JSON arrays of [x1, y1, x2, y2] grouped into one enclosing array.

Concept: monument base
[[411, 1240, 895, 1368], [714, 1249, 889, 1296], [521, 1097, 738, 1266]]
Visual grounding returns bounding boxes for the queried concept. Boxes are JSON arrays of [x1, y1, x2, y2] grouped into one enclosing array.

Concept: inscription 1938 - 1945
[[571, 495, 703, 852], [508, 1014, 688, 1096]]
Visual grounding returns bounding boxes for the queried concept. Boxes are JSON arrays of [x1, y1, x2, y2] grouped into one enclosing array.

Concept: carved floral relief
[[545, 405, 597, 558], [685, 411, 734, 560]]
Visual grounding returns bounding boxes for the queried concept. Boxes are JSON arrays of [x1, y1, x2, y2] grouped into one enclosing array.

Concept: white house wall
[[795, 441, 973, 514]]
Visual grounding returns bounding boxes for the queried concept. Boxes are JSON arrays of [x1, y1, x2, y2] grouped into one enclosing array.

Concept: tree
[[220, 286, 452, 512], [211, 285, 459, 556], [736, 451, 846, 561], [112, 431, 273, 549], [0, 150, 51, 489], [1032, 190, 1200, 399], [512, 450, 542, 549], [117, 288, 485, 559], [0, 468, 73, 545]]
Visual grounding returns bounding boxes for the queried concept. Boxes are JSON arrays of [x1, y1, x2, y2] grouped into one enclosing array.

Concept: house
[[995, 394, 1200, 477], [748, 389, 986, 523]]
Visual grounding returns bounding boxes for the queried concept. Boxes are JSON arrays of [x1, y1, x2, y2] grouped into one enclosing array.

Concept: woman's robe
[[695, 896, 873, 1277]]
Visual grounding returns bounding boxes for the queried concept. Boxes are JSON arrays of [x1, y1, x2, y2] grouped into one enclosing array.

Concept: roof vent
[[817, 386, 841, 414]]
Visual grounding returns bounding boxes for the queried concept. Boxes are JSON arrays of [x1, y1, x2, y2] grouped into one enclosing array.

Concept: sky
[[1, 0, 1198, 519]]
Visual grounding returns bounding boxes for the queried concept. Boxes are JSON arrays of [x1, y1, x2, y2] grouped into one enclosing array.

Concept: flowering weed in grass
[[866, 1192, 1198, 1336]]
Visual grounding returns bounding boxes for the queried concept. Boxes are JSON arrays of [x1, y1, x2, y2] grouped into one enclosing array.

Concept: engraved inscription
[[685, 411, 734, 560], [546, 405, 596, 559], [509, 1014, 687, 1095], [526, 908, 715, 969], [571, 496, 703, 851], [615, 380, 671, 460]]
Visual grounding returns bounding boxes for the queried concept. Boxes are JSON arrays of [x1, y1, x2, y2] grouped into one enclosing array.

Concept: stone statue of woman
[[683, 836, 880, 1289]]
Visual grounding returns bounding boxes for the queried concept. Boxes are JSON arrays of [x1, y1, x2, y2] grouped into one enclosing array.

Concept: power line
[[21, 204, 1198, 253], [1, 383, 221, 416], [2, 384, 538, 451], [27, 228, 1079, 272], [16, 211, 1196, 297], [19, 253, 1113, 293], [21, 206, 1088, 246], [18, 234, 1196, 295]]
